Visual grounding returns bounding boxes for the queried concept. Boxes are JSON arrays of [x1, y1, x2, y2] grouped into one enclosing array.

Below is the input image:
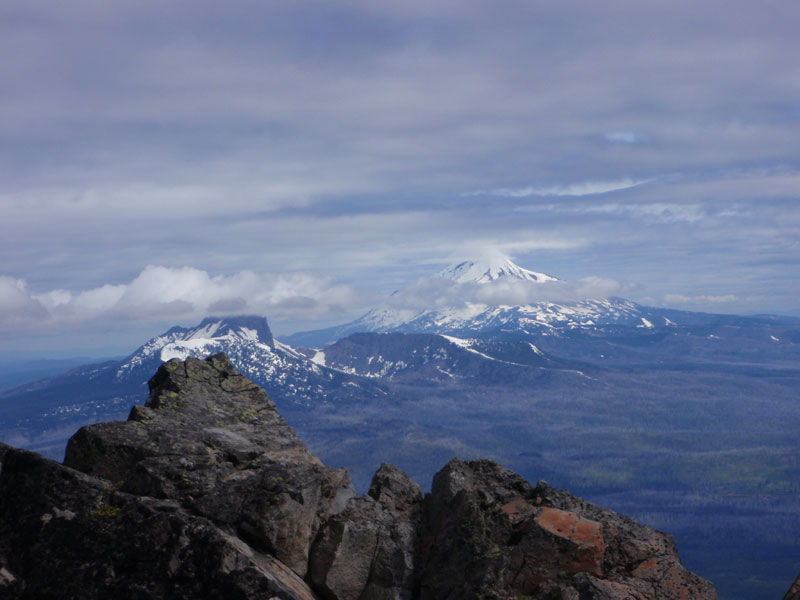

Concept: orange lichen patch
[[536, 506, 577, 537], [660, 564, 697, 600], [501, 497, 537, 529], [632, 557, 661, 580], [633, 560, 703, 600], [536, 507, 604, 549], [534, 507, 606, 574], [571, 519, 602, 546]]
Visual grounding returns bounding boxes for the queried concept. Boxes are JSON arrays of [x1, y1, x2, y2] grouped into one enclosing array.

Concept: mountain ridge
[[1, 314, 595, 462], [283, 256, 795, 348]]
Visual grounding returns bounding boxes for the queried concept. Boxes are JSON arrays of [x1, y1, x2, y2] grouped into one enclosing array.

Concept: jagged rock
[[785, 573, 800, 600], [0, 354, 718, 600], [419, 458, 717, 600], [309, 463, 422, 600], [64, 353, 355, 577], [0, 446, 317, 600]]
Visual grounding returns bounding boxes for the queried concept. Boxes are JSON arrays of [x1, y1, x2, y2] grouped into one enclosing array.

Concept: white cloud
[[475, 178, 651, 198], [604, 130, 646, 144], [515, 199, 709, 224], [0, 276, 48, 326], [664, 294, 692, 304], [2, 266, 365, 332], [703, 295, 739, 303], [664, 293, 738, 304], [385, 273, 629, 312], [587, 202, 707, 224]]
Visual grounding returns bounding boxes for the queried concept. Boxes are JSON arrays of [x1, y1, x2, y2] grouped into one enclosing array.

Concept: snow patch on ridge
[[311, 351, 327, 366], [238, 327, 259, 341], [440, 335, 501, 361], [161, 339, 222, 362], [528, 343, 545, 356], [273, 340, 300, 358], [187, 321, 222, 340]]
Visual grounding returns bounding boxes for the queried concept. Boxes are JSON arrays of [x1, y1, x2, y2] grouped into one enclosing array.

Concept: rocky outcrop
[[309, 463, 423, 600], [0, 354, 717, 599], [64, 353, 355, 577], [785, 573, 800, 600], [0, 445, 316, 599], [418, 459, 717, 599]]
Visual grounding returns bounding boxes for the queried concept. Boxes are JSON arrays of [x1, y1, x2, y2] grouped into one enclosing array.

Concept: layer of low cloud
[[383, 272, 631, 313], [0, 277, 49, 326], [664, 293, 739, 305], [0, 266, 365, 333]]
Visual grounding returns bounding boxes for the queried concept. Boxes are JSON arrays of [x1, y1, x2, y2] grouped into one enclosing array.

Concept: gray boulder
[[310, 463, 422, 600], [65, 353, 355, 577]]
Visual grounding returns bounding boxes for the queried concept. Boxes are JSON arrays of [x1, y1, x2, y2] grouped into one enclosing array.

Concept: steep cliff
[[0, 354, 718, 599]]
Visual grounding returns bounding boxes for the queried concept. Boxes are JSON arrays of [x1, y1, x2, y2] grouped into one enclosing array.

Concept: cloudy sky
[[1, 0, 799, 357]]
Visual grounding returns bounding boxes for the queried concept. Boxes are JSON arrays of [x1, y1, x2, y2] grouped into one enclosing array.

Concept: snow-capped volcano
[[283, 256, 658, 347], [436, 256, 558, 284]]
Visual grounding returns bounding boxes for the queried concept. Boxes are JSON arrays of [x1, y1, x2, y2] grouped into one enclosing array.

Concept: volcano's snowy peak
[[116, 315, 276, 378], [182, 315, 274, 346], [436, 257, 559, 284]]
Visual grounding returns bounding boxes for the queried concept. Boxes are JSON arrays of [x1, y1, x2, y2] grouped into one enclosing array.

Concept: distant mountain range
[[2, 256, 800, 600], [0, 309, 598, 459], [3, 256, 798, 460], [283, 255, 798, 348], [286, 257, 629, 346]]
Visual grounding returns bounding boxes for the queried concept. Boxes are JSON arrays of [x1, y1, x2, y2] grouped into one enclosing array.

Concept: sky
[[1, 0, 799, 357]]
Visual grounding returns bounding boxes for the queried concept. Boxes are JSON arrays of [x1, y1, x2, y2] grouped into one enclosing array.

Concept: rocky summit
[[0, 353, 720, 599]]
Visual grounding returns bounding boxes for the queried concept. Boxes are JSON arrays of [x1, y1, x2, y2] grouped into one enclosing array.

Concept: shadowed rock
[[0, 446, 317, 599], [309, 463, 423, 600], [785, 573, 800, 600], [64, 353, 355, 577]]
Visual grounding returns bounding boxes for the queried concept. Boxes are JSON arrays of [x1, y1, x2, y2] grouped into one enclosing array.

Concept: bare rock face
[[309, 463, 423, 600], [64, 353, 355, 577], [418, 458, 718, 600], [0, 445, 317, 600], [0, 354, 718, 600]]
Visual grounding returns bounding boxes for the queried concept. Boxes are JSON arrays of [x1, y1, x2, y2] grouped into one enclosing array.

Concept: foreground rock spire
[[0, 354, 717, 599]]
